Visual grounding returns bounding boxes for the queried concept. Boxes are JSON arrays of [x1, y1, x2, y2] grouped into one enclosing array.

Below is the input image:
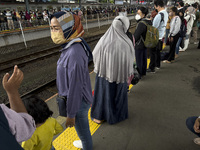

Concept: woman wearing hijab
[[91, 16, 135, 125], [179, 6, 196, 52], [50, 11, 93, 150]]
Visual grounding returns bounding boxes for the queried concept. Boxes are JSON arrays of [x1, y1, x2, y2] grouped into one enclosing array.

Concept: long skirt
[[91, 74, 128, 124]]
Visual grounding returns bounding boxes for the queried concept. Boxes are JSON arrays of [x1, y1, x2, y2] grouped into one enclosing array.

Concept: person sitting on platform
[[186, 116, 200, 145], [21, 96, 63, 150], [1, 65, 36, 149]]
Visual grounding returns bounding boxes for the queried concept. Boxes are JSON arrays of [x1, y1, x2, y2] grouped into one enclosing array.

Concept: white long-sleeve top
[[184, 14, 196, 35], [170, 16, 181, 36]]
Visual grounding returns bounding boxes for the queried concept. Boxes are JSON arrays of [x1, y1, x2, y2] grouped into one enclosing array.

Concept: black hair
[[171, 7, 178, 15], [22, 96, 53, 124], [139, 6, 149, 17], [154, 0, 165, 8], [192, 3, 198, 9], [179, 1, 184, 7]]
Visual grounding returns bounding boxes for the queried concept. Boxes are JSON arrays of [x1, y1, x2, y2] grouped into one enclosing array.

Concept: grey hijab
[[93, 16, 135, 84]]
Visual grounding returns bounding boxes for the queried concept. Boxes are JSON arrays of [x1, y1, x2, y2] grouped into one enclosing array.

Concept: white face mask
[[135, 14, 141, 20]]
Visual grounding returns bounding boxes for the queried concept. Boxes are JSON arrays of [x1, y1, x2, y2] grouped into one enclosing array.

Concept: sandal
[[194, 138, 200, 145], [91, 117, 103, 124]]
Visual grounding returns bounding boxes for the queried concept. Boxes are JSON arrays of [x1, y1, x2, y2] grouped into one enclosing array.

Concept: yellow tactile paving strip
[[53, 108, 101, 150], [53, 58, 150, 150]]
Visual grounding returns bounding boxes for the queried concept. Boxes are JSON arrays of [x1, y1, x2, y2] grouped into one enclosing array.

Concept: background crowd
[[0, 6, 137, 31], [2, 0, 200, 150]]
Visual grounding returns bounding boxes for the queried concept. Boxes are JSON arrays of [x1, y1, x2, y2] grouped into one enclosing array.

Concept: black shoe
[[146, 68, 155, 73]]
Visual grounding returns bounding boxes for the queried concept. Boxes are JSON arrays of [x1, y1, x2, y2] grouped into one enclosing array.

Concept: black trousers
[[135, 48, 147, 76], [149, 40, 163, 70], [168, 34, 180, 61]]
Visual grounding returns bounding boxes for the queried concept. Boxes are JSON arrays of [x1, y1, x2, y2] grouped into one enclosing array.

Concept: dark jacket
[[0, 107, 23, 150], [134, 18, 152, 50]]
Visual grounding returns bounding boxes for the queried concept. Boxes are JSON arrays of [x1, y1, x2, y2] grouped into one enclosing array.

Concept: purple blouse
[[0, 104, 36, 143], [56, 43, 93, 118]]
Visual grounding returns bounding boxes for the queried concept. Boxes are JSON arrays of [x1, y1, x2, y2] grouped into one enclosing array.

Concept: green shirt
[[193, 11, 200, 27]]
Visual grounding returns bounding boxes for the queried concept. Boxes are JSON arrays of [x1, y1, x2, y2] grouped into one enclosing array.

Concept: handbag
[[56, 96, 67, 117], [131, 64, 140, 85]]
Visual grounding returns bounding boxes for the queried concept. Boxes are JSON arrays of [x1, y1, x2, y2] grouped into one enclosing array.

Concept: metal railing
[[0, 20, 49, 32]]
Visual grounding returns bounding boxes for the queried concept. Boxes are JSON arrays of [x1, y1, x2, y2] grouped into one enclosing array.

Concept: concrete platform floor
[[47, 43, 200, 150]]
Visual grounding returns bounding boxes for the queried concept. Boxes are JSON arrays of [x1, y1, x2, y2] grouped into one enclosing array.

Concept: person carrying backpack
[[134, 6, 152, 78], [163, 7, 181, 63], [175, 9, 187, 58], [147, 0, 168, 73]]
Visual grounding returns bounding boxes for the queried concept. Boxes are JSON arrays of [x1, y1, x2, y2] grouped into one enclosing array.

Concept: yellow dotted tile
[[53, 108, 101, 150]]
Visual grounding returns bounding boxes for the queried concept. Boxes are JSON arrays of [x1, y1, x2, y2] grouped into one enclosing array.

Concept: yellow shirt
[[22, 117, 63, 150]]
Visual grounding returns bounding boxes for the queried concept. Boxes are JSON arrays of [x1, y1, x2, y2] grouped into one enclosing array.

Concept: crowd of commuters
[[0, 6, 136, 31], [2, 0, 200, 149]]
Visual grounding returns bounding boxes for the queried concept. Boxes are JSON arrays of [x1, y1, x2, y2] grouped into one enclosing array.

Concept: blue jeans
[[164, 29, 170, 44], [175, 37, 183, 54], [75, 99, 93, 150], [186, 116, 200, 137]]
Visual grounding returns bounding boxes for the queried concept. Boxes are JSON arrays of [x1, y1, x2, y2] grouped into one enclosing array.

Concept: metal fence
[[0, 11, 134, 32], [0, 20, 49, 32]]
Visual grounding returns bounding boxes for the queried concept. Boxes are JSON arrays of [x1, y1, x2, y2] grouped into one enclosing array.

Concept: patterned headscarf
[[51, 11, 84, 42]]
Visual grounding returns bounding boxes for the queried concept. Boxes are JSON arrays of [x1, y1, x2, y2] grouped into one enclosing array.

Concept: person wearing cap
[[50, 11, 93, 150]]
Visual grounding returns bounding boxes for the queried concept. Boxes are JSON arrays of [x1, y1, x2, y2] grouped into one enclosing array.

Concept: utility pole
[[25, 0, 30, 13], [79, 0, 81, 9]]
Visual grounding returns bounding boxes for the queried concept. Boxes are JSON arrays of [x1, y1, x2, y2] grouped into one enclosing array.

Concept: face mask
[[51, 32, 67, 45], [135, 14, 141, 20], [198, 10, 199, 12]]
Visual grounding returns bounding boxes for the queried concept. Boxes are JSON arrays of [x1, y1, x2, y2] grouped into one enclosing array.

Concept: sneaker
[[179, 49, 186, 52], [146, 68, 155, 73], [155, 67, 160, 70], [163, 60, 171, 63], [73, 140, 83, 149]]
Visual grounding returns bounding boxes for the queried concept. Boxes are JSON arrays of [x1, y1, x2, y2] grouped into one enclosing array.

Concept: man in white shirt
[[6, 9, 15, 30], [147, 0, 168, 73]]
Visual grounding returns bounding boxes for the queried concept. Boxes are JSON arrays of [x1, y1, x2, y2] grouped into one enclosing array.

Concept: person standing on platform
[[163, 7, 181, 63], [175, 9, 187, 58], [177, 1, 185, 13], [192, 3, 200, 45], [147, 0, 168, 73], [6, 9, 15, 30], [134, 6, 152, 78], [91, 16, 135, 125], [163, 15, 172, 49], [50, 11, 93, 150], [179, 6, 196, 52]]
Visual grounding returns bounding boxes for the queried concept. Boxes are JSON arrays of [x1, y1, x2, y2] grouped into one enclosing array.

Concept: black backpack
[[179, 19, 187, 37]]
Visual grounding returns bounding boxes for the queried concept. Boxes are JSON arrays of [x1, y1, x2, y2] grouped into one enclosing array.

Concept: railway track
[[0, 34, 104, 73]]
